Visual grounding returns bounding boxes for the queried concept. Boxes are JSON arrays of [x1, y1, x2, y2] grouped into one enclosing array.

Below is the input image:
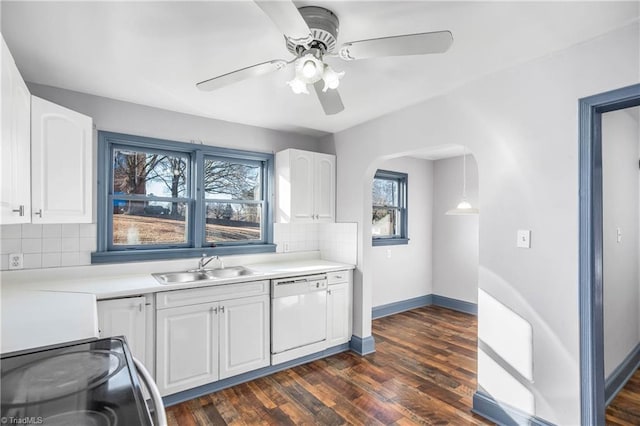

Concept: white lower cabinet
[[97, 295, 154, 374], [326, 271, 353, 347], [155, 281, 270, 396], [156, 302, 219, 396], [219, 295, 270, 380]]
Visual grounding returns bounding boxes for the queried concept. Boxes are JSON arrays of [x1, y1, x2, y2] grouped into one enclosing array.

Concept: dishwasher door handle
[[134, 357, 167, 426]]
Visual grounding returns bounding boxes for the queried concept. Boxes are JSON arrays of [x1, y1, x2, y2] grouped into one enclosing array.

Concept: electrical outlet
[[517, 230, 531, 249], [9, 253, 23, 270]]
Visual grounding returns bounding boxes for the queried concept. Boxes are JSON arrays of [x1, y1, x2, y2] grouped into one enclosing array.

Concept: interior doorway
[[578, 83, 640, 425]]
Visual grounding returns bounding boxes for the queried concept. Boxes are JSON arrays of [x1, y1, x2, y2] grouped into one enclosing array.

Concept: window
[[94, 132, 274, 263], [372, 170, 408, 246]]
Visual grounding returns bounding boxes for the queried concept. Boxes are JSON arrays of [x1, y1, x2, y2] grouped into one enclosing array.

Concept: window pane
[[113, 149, 188, 197], [112, 200, 188, 245], [204, 159, 261, 200], [372, 207, 400, 237], [372, 178, 398, 207], [205, 202, 262, 243]]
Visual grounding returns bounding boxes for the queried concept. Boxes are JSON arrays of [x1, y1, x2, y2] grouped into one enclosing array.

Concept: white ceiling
[[2, 1, 638, 137]]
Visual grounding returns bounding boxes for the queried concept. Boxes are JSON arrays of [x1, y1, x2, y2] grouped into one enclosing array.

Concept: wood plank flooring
[[166, 306, 493, 425], [607, 368, 640, 425]]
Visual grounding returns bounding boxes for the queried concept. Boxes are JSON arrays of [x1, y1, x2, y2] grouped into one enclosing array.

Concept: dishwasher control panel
[[271, 274, 328, 298]]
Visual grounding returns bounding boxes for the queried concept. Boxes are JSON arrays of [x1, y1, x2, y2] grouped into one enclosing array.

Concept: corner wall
[[371, 156, 433, 308], [432, 155, 479, 304], [603, 106, 640, 377]]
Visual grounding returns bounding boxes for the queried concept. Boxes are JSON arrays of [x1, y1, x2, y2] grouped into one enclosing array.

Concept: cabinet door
[[156, 302, 219, 396], [314, 153, 335, 222], [0, 37, 31, 224], [97, 296, 148, 368], [31, 96, 93, 223], [289, 149, 315, 222], [327, 282, 352, 347], [219, 295, 270, 379]]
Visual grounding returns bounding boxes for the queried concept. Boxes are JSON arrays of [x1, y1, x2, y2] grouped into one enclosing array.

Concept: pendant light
[[446, 148, 479, 215]]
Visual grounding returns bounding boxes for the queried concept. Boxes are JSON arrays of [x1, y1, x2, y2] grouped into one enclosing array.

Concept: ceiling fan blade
[[339, 31, 453, 61], [313, 81, 344, 115], [254, 0, 313, 46], [196, 60, 287, 92]]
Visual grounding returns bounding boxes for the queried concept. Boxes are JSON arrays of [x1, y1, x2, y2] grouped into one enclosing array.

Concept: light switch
[[517, 230, 531, 249], [616, 227, 622, 243]]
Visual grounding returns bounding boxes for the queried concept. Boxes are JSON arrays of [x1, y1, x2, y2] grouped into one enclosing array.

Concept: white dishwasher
[[271, 274, 328, 365]]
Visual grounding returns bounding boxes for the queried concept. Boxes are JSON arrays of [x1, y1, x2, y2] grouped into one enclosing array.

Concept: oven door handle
[[134, 357, 168, 426]]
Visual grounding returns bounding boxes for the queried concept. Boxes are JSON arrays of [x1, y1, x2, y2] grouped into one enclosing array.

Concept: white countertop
[[0, 252, 355, 299], [0, 252, 354, 354], [1, 289, 98, 353]]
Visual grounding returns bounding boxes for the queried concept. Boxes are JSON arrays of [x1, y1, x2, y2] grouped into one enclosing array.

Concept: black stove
[[1, 337, 153, 426]]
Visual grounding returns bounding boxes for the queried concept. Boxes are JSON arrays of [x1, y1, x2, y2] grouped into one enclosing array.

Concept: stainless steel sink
[[152, 271, 211, 284], [152, 266, 255, 284], [206, 266, 253, 279]]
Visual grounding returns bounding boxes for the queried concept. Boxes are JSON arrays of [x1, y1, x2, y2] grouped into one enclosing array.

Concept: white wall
[[603, 106, 640, 377], [331, 23, 639, 425], [371, 156, 433, 308], [27, 83, 330, 155], [432, 155, 479, 303]]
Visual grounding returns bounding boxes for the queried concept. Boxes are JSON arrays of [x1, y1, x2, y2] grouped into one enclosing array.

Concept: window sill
[[372, 238, 409, 247], [92, 244, 277, 264]]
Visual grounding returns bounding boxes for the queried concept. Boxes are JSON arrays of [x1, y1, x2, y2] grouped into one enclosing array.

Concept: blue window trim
[[93, 131, 275, 264], [372, 169, 408, 246]]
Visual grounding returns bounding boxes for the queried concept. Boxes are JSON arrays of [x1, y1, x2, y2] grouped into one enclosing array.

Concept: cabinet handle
[[335, 275, 343, 279], [212, 307, 218, 314], [11, 205, 24, 216], [220, 306, 225, 313], [327, 289, 332, 295], [34, 209, 42, 217], [139, 303, 143, 312]]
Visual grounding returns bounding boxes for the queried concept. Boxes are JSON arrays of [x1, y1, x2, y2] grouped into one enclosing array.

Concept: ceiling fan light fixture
[[301, 60, 318, 78], [294, 51, 324, 84], [287, 77, 309, 94], [321, 65, 345, 92]]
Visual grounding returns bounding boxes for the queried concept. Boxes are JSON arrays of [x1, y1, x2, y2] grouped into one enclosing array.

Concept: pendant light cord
[[462, 147, 467, 199]]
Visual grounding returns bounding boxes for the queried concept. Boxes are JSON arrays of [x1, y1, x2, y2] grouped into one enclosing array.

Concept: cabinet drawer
[[157, 280, 269, 309], [327, 270, 351, 285]]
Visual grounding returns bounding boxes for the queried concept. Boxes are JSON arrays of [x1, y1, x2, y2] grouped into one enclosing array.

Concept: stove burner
[[1, 350, 124, 405], [45, 407, 118, 426]]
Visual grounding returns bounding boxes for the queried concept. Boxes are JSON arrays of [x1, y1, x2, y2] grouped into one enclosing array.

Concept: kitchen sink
[[206, 266, 253, 279], [152, 266, 255, 285]]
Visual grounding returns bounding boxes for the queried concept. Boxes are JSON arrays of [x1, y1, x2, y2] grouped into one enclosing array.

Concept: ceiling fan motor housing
[[286, 6, 339, 55]]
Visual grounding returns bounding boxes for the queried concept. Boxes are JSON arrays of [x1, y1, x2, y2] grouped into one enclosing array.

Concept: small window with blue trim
[[94, 131, 275, 263], [372, 170, 408, 246]]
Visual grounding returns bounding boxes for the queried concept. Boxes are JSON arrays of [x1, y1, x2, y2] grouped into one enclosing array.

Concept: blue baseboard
[[372, 295, 432, 319], [472, 391, 555, 426], [162, 342, 351, 407], [432, 294, 477, 315], [371, 294, 477, 319], [350, 335, 376, 355], [605, 342, 640, 406]]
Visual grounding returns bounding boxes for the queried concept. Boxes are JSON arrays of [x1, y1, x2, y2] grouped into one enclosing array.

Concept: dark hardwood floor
[[607, 368, 640, 425], [166, 306, 493, 425]]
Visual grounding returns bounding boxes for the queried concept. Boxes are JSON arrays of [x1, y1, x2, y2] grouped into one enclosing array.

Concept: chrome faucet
[[197, 254, 224, 271]]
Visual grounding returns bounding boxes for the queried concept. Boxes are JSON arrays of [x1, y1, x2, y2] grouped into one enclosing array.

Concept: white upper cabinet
[[1, 36, 31, 224], [31, 96, 93, 223], [276, 149, 335, 223]]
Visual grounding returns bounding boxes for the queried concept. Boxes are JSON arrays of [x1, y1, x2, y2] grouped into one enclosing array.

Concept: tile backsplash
[[0, 224, 96, 270], [274, 222, 357, 265], [1, 221, 357, 271]]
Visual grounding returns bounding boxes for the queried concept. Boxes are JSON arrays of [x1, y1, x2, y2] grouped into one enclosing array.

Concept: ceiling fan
[[196, 1, 453, 115]]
